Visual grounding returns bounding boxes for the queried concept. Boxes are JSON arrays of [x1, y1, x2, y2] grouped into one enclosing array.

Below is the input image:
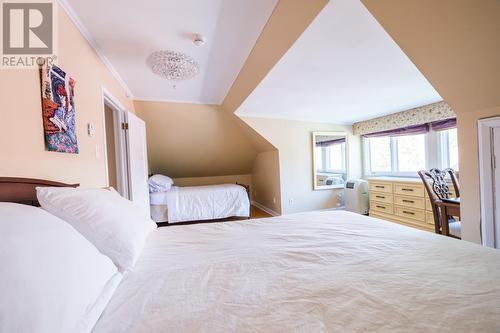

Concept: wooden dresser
[[368, 177, 456, 232]]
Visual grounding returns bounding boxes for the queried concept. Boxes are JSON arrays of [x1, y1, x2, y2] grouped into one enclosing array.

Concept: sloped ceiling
[[134, 0, 329, 178], [64, 0, 278, 104], [135, 101, 258, 177], [235, 0, 441, 124]]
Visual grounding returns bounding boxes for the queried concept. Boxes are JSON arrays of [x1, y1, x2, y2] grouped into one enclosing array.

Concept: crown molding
[[56, 0, 134, 99], [133, 96, 220, 106]]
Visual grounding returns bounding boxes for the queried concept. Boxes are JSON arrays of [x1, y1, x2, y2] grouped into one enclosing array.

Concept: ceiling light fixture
[[146, 50, 199, 81]]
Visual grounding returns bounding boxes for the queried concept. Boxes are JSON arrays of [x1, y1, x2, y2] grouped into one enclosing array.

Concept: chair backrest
[[446, 168, 460, 198], [418, 169, 452, 234]]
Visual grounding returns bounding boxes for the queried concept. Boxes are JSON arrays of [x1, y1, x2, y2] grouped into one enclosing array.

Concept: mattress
[[149, 184, 250, 224], [93, 211, 500, 332], [149, 191, 169, 205]]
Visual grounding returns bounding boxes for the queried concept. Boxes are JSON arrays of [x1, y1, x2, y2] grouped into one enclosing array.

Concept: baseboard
[[251, 201, 280, 217]]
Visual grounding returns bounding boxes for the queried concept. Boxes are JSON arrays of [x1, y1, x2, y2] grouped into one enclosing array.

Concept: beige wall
[[0, 4, 134, 186], [362, 0, 500, 243], [251, 150, 281, 214], [173, 174, 252, 191], [457, 106, 500, 243], [243, 117, 361, 214], [134, 100, 258, 178]]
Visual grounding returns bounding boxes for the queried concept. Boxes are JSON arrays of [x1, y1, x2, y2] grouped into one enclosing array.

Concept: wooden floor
[[250, 205, 273, 219]]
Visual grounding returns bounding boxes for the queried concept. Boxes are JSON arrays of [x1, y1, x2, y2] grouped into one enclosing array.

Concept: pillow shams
[[36, 187, 157, 271], [0, 203, 119, 333]]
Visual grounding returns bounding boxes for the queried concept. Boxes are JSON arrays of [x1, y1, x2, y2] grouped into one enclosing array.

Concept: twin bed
[[150, 183, 250, 224], [147, 175, 250, 224], [1, 177, 500, 332]]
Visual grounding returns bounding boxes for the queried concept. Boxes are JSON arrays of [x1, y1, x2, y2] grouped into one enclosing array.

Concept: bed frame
[[0, 177, 78, 206]]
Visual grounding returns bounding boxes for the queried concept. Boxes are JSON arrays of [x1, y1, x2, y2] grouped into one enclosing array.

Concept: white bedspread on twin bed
[[93, 211, 500, 333], [165, 184, 250, 223]]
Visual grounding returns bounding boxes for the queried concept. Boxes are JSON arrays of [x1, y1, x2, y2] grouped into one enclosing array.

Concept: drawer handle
[[402, 199, 414, 203], [403, 210, 415, 215], [375, 185, 385, 189], [402, 188, 414, 192], [376, 195, 385, 199], [376, 205, 386, 209]]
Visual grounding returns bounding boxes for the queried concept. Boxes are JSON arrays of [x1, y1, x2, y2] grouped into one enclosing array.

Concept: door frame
[[477, 116, 500, 248], [101, 87, 129, 199]]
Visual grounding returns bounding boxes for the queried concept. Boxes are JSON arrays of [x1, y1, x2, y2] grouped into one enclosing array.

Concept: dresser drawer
[[369, 182, 393, 193], [370, 201, 394, 214], [425, 198, 433, 211], [395, 206, 425, 222], [394, 183, 424, 197], [394, 195, 425, 209], [370, 192, 393, 204], [425, 211, 435, 226]]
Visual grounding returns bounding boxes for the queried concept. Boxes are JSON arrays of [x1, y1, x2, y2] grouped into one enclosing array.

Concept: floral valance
[[353, 101, 456, 136]]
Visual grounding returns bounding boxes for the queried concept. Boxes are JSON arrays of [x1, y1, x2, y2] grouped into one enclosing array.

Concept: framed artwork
[[40, 63, 79, 153]]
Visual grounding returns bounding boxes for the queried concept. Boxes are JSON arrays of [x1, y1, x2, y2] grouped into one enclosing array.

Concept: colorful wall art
[[40, 63, 79, 153]]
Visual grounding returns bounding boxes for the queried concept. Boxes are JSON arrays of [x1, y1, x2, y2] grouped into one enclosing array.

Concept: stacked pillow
[[0, 202, 120, 333], [1, 186, 158, 333], [148, 174, 174, 193], [36, 187, 157, 271]]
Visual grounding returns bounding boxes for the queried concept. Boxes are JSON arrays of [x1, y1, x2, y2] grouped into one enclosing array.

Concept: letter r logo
[[2, 1, 53, 54]]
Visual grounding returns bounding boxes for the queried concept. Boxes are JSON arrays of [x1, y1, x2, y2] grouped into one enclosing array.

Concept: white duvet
[[166, 184, 250, 223], [93, 211, 500, 333]]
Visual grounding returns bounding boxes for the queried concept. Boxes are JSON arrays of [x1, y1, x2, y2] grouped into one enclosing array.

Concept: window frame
[[322, 143, 346, 173], [363, 127, 458, 177], [364, 134, 429, 177]]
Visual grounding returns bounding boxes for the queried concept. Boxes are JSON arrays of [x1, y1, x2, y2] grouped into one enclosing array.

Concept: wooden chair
[[446, 169, 460, 198], [418, 169, 461, 238]]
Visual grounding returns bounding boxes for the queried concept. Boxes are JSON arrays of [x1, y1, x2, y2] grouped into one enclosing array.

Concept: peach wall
[[0, 4, 134, 186], [134, 100, 258, 178], [252, 150, 281, 214]]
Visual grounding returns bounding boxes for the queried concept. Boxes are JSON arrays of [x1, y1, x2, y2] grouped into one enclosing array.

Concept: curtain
[[362, 123, 429, 138], [430, 118, 456, 131], [315, 137, 346, 147]]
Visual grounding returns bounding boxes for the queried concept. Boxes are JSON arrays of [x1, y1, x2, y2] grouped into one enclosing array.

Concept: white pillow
[[36, 187, 157, 271], [148, 174, 174, 192], [0, 203, 119, 333]]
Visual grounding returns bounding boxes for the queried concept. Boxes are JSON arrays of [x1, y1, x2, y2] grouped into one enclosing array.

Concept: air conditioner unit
[[344, 179, 369, 215]]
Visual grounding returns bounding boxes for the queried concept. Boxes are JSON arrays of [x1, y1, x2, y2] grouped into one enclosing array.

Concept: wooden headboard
[[0, 177, 78, 206]]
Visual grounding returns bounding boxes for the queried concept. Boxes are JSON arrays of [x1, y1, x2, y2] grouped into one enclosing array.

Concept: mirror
[[312, 131, 348, 190]]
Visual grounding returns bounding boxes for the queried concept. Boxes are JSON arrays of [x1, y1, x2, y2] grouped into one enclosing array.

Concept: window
[[365, 134, 426, 175], [368, 137, 391, 172], [315, 143, 346, 173], [439, 128, 459, 170], [364, 126, 459, 177], [395, 135, 427, 172]]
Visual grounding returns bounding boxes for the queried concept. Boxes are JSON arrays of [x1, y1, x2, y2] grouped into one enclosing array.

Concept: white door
[[492, 127, 500, 248], [125, 111, 150, 213]]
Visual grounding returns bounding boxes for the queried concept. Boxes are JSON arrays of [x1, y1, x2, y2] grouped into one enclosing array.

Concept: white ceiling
[[65, 0, 278, 104], [236, 0, 442, 124]]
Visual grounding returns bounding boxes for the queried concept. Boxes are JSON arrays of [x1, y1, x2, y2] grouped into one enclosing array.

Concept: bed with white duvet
[[150, 184, 250, 223], [2, 178, 500, 333]]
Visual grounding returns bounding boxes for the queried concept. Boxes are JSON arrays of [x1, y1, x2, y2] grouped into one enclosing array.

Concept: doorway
[[104, 104, 119, 190], [478, 116, 500, 249], [101, 89, 150, 213]]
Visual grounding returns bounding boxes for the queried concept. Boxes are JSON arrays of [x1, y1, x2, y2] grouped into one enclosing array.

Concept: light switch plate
[[87, 123, 95, 137]]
